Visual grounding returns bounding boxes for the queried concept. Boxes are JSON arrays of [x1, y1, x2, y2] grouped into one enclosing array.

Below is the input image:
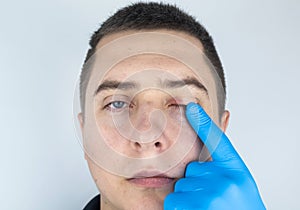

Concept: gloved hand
[[164, 102, 266, 210]]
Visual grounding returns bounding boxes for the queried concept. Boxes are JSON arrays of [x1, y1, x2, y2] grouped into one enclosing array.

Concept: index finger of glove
[[186, 102, 241, 162]]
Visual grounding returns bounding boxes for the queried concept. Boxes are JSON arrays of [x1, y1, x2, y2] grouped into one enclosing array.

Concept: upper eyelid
[[167, 97, 200, 105], [103, 95, 131, 104]]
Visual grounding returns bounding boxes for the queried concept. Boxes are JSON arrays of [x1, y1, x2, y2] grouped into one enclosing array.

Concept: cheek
[[95, 110, 128, 147], [180, 126, 203, 161], [168, 136, 203, 178], [164, 122, 203, 177], [87, 160, 126, 205], [87, 159, 110, 192], [100, 123, 119, 144], [201, 99, 218, 122], [98, 123, 131, 154]]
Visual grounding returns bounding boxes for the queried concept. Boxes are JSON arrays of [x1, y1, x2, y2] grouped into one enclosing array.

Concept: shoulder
[[83, 194, 100, 210]]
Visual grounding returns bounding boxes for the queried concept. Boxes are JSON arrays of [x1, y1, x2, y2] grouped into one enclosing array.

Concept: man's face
[[79, 30, 229, 210]]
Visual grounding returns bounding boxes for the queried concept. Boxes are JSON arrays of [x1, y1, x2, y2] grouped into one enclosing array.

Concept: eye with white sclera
[[104, 101, 133, 112]]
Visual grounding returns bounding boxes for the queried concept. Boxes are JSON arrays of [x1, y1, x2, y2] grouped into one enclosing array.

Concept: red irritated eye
[[167, 98, 186, 112]]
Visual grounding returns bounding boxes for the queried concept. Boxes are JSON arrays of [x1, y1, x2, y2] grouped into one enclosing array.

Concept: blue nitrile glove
[[164, 102, 265, 210]]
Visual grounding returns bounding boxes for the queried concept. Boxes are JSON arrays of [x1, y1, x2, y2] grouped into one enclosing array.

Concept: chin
[[125, 197, 164, 210], [122, 187, 171, 210]]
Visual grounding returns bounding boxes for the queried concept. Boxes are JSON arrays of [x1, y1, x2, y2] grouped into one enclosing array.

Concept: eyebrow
[[94, 77, 207, 95], [164, 78, 207, 92], [94, 80, 138, 95]]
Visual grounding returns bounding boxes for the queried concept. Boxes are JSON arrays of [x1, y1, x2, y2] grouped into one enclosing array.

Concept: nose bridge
[[131, 90, 164, 130]]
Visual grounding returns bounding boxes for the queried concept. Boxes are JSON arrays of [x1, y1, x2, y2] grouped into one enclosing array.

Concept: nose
[[129, 92, 172, 153], [131, 137, 165, 152]]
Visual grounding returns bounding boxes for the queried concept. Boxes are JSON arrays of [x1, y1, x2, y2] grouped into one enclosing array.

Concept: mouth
[[127, 170, 176, 188]]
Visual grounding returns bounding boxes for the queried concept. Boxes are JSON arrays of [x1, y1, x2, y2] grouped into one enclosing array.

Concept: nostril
[[134, 142, 141, 148], [154, 142, 161, 148]]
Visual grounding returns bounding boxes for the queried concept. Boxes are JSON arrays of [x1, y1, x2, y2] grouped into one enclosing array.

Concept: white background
[[0, 0, 299, 209]]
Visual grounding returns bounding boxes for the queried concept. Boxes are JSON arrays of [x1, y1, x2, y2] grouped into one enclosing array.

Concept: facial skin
[[79, 30, 230, 210]]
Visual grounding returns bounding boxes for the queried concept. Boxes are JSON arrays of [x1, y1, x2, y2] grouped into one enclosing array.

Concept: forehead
[[96, 30, 205, 82], [102, 54, 198, 82]]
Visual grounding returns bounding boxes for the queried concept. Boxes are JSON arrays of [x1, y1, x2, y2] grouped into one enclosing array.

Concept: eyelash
[[168, 103, 186, 110], [104, 101, 132, 112], [104, 100, 186, 113]]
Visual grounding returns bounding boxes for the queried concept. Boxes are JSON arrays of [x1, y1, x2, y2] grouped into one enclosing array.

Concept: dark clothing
[[83, 194, 100, 210]]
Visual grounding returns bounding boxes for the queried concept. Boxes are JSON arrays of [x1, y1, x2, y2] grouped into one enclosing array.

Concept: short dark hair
[[80, 2, 226, 116]]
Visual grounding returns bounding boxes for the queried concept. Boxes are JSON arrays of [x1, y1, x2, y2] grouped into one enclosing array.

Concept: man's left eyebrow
[[164, 78, 208, 92]]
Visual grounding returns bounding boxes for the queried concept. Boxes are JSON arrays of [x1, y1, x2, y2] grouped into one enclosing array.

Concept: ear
[[77, 113, 84, 131], [77, 113, 88, 160], [220, 110, 230, 132], [84, 153, 89, 161]]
